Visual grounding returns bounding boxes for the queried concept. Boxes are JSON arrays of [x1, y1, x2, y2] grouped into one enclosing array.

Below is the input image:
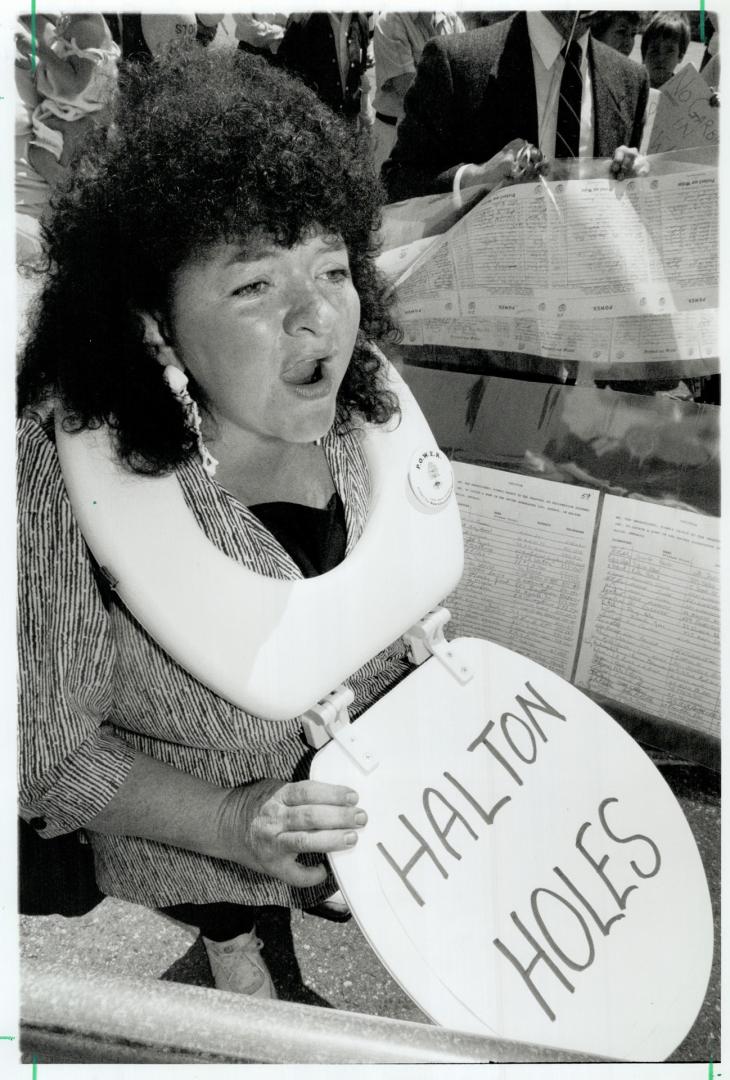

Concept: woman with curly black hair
[[18, 43, 406, 998]]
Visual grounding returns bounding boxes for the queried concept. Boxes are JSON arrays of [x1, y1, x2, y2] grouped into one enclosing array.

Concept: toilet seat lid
[[310, 636, 713, 1061]]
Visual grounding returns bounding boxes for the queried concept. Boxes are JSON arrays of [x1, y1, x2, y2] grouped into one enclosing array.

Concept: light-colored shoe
[[203, 929, 277, 999]]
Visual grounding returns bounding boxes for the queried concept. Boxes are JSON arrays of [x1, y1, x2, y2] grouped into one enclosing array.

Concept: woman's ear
[[137, 310, 184, 372]]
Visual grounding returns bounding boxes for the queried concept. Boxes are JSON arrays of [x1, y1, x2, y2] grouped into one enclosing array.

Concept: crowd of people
[[16, 10, 720, 1007], [17, 10, 721, 261]]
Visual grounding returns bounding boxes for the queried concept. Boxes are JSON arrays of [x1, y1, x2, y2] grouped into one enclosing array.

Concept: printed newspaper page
[[445, 463, 598, 681], [391, 169, 718, 369], [575, 495, 720, 736]]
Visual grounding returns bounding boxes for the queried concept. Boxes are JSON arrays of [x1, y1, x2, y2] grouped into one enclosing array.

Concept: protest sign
[[312, 638, 713, 1059], [648, 64, 720, 154]]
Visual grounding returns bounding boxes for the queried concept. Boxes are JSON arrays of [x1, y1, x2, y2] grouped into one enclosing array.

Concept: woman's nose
[[283, 279, 332, 336]]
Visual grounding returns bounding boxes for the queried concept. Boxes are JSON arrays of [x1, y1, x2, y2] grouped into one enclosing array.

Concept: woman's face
[[167, 231, 361, 448]]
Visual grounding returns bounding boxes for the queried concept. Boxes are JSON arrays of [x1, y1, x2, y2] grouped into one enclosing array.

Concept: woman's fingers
[[278, 827, 360, 854], [280, 780, 360, 807], [214, 778, 367, 885], [283, 801, 367, 832], [278, 860, 330, 888], [278, 780, 367, 836]]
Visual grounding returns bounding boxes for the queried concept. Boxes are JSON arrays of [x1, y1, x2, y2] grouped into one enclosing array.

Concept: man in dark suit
[[382, 10, 649, 202], [277, 12, 371, 124]]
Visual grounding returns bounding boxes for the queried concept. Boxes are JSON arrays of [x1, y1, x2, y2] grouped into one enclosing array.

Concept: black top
[[249, 492, 346, 577], [277, 13, 370, 119]]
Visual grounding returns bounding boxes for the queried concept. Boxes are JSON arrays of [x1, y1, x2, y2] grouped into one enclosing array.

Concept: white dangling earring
[[162, 365, 219, 479], [139, 312, 219, 479]]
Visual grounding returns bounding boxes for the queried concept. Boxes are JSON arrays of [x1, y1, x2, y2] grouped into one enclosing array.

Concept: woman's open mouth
[[282, 356, 328, 386], [302, 360, 323, 385], [282, 356, 334, 399]]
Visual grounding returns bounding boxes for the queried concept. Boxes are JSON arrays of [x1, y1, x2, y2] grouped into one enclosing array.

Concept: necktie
[[555, 40, 583, 158]]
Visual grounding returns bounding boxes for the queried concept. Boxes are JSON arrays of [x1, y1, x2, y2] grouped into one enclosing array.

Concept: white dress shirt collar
[[526, 10, 589, 68]]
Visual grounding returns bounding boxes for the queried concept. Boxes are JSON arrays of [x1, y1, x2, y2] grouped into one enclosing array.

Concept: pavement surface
[[20, 752, 720, 1064]]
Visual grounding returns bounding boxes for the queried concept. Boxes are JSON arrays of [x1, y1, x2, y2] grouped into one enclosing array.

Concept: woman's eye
[[231, 280, 269, 297], [321, 266, 351, 283]]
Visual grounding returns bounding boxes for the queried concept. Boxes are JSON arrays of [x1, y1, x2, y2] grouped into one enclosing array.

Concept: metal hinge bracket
[[403, 606, 473, 684], [302, 685, 378, 773]]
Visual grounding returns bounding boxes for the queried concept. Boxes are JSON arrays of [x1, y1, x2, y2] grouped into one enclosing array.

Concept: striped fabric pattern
[[555, 39, 583, 158], [18, 412, 411, 908]]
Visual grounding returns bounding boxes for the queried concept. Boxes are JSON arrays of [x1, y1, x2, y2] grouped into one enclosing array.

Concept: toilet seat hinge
[[302, 685, 379, 773], [403, 606, 473, 684]]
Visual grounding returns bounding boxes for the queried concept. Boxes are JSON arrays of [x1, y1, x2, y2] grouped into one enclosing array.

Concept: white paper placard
[[648, 64, 720, 154], [311, 637, 713, 1060]]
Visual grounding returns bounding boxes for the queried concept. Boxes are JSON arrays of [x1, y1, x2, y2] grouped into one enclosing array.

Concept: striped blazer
[[17, 412, 410, 909]]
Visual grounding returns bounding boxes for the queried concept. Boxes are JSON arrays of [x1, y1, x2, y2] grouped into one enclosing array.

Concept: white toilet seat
[[311, 636, 713, 1061], [56, 362, 462, 720]]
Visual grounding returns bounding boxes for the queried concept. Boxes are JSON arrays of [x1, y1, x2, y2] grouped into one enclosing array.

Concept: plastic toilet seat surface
[[54, 363, 462, 720], [310, 636, 713, 1061]]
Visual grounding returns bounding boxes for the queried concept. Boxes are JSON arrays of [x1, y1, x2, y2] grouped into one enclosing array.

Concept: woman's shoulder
[[18, 405, 56, 455], [17, 411, 106, 593], [17, 408, 67, 517], [19, 404, 54, 449]]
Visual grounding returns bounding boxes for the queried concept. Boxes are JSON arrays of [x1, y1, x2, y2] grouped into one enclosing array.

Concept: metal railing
[[21, 961, 607, 1065]]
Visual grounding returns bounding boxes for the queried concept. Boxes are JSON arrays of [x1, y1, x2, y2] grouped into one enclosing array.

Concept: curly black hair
[[18, 43, 400, 473]]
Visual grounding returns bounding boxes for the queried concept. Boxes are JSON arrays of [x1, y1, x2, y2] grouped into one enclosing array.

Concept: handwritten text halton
[[375, 682, 661, 1021]]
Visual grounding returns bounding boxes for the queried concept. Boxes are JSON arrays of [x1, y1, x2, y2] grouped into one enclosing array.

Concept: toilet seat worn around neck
[[56, 362, 463, 720]]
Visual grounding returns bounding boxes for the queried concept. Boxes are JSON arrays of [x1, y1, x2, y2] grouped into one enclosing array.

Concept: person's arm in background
[[373, 14, 418, 114], [358, 18, 375, 130], [16, 13, 58, 68], [15, 26, 97, 100], [638, 86, 662, 156], [628, 63, 651, 161], [380, 37, 466, 201], [381, 37, 536, 201], [233, 13, 286, 55], [604, 61, 650, 179]]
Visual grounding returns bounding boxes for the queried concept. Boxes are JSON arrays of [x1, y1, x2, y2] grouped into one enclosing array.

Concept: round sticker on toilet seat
[[408, 449, 454, 510]]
